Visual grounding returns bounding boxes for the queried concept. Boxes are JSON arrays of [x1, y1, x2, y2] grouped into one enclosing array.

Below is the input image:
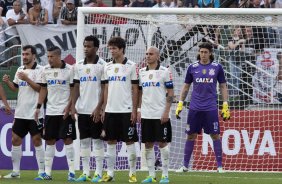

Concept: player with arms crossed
[[34, 46, 76, 181], [71, 35, 106, 182], [138, 47, 173, 183], [2, 45, 44, 180], [175, 42, 230, 173], [101, 37, 139, 182]]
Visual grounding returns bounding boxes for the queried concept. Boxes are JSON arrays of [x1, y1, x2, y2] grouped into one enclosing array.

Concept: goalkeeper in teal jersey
[[175, 42, 230, 173]]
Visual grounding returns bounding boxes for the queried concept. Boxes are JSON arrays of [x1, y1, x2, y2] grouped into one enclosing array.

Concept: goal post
[[76, 7, 282, 172]]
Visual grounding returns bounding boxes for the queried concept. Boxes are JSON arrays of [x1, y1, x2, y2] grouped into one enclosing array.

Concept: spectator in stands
[[239, 26, 257, 105], [1, 0, 15, 16], [53, 0, 64, 24], [60, 0, 77, 25], [227, 26, 245, 98], [131, 0, 153, 7], [197, 0, 220, 8], [275, 0, 282, 8], [96, 0, 108, 6], [153, 0, 177, 8], [0, 16, 7, 63], [40, 0, 54, 23], [5, 0, 28, 48], [114, 0, 126, 7], [184, 0, 195, 7], [112, 0, 130, 6], [178, 0, 185, 7], [277, 52, 282, 81], [29, 0, 49, 25]]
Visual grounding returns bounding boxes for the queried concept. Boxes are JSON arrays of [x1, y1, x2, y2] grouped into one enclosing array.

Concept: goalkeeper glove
[[221, 101, 230, 121], [175, 101, 183, 119]]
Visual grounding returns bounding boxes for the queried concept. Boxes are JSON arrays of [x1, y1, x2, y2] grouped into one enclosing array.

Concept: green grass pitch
[[0, 170, 282, 184]]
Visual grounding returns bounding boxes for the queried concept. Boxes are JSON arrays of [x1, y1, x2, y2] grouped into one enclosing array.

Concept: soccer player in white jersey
[[138, 47, 174, 184], [2, 45, 45, 180], [71, 35, 106, 182], [34, 46, 76, 181], [101, 37, 139, 183]]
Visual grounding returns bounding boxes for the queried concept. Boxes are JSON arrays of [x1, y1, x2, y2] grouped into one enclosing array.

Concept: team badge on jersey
[[86, 68, 90, 74], [54, 72, 58, 77], [202, 69, 206, 74], [114, 68, 119, 73], [149, 74, 153, 79], [209, 69, 215, 76]]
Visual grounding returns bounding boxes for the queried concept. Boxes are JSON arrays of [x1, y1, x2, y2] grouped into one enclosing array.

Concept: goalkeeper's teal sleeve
[[175, 101, 183, 119], [221, 101, 230, 121]]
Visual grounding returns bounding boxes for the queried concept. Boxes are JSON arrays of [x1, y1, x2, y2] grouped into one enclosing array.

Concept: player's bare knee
[[11, 133, 22, 146], [107, 140, 117, 145], [145, 142, 154, 149], [126, 141, 134, 145], [158, 142, 168, 149], [210, 134, 220, 140], [46, 139, 56, 145], [63, 138, 73, 145], [187, 134, 197, 141], [32, 134, 42, 147]]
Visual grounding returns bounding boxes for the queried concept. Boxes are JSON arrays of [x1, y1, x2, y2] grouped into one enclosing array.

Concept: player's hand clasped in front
[[175, 101, 183, 119], [221, 102, 230, 121]]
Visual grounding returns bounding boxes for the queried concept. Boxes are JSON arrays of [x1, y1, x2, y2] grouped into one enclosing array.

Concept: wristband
[[36, 104, 42, 109], [137, 108, 141, 112]]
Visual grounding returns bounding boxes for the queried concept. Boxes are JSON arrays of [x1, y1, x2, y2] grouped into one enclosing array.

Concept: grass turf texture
[[0, 170, 282, 184]]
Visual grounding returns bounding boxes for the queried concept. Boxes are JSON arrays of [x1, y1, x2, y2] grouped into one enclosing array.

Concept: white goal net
[[76, 8, 282, 172]]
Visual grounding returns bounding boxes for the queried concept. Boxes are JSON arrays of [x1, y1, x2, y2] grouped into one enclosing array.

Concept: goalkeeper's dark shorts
[[141, 119, 172, 143], [186, 109, 220, 135], [103, 112, 138, 142]]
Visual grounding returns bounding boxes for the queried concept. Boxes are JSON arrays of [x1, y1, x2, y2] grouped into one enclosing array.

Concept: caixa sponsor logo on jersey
[[47, 79, 67, 85], [80, 76, 97, 82], [142, 81, 160, 87], [196, 78, 214, 83], [108, 76, 126, 81], [18, 81, 29, 86]]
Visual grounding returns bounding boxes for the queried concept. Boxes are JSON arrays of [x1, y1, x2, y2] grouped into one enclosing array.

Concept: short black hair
[[47, 46, 61, 55], [108, 36, 126, 54], [23, 45, 37, 55], [198, 42, 213, 52], [84, 35, 100, 48]]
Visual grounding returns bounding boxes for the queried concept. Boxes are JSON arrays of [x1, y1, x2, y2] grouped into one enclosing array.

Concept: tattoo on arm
[[166, 96, 174, 103]]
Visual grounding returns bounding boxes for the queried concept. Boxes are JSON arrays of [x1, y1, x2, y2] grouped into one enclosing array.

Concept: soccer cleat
[[141, 176, 157, 183], [217, 167, 225, 173], [175, 166, 188, 173], [159, 176, 169, 183], [129, 174, 137, 183], [75, 173, 91, 182], [34, 172, 48, 180], [68, 172, 76, 181], [91, 174, 102, 183], [3, 172, 20, 179], [100, 174, 114, 182]]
